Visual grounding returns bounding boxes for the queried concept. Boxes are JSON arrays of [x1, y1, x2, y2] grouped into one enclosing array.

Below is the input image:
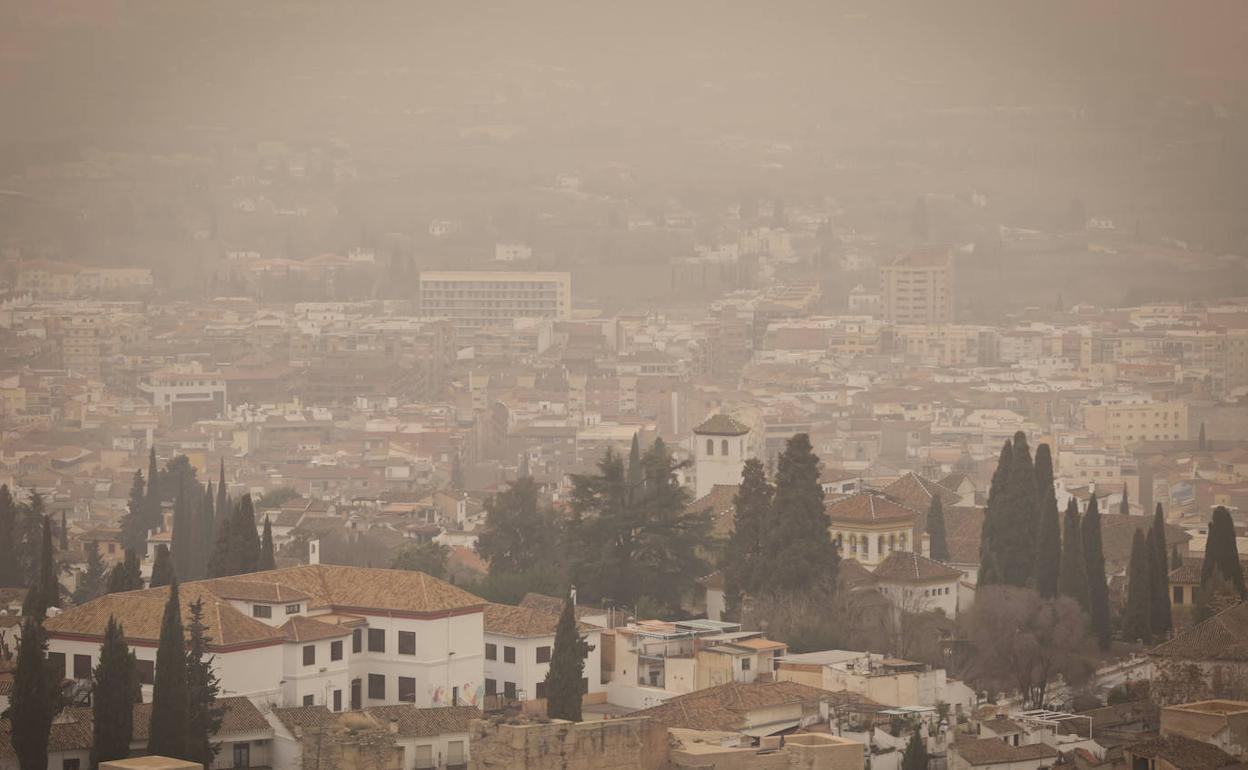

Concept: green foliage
[[997, 432, 1040, 587], [148, 577, 189, 761], [391, 540, 450, 579], [978, 441, 1012, 587], [120, 470, 148, 553], [91, 616, 136, 768], [762, 433, 837, 594], [22, 516, 59, 619], [1033, 444, 1061, 598], [1122, 530, 1152, 644], [72, 541, 107, 604], [7, 616, 66, 770], [1201, 506, 1245, 597], [544, 598, 593, 722], [186, 598, 224, 769], [1082, 495, 1111, 651], [1148, 504, 1172, 638], [927, 495, 949, 563], [902, 729, 929, 770], [1058, 498, 1090, 610], [477, 477, 561, 576], [256, 486, 300, 510], [151, 544, 174, 588], [107, 548, 144, 594], [208, 494, 261, 578], [1171, 544, 1183, 571], [259, 516, 276, 571], [724, 458, 773, 607], [171, 480, 195, 582], [0, 485, 18, 588], [14, 492, 45, 589]]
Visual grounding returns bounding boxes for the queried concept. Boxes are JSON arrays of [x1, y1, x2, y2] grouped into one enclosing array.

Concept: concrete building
[[776, 650, 974, 713], [138, 363, 227, 426], [879, 247, 955, 324], [418, 271, 571, 334], [482, 603, 603, 706]]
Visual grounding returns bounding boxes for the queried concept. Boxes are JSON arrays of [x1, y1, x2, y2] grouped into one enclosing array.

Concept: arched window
[[889, 533, 896, 552], [899, 532, 908, 551], [849, 535, 857, 554], [877, 535, 885, 555], [722, 439, 730, 455], [706, 439, 714, 455]]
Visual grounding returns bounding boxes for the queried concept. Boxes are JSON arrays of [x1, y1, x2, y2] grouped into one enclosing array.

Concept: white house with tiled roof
[[482, 602, 603, 706], [826, 492, 920, 568], [44, 564, 486, 713], [692, 414, 751, 498], [871, 551, 964, 617]]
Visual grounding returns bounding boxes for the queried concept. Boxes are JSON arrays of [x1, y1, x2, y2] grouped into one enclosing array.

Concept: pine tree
[[73, 540, 106, 604], [1148, 504, 1172, 638], [1082, 495, 1111, 650], [725, 458, 773, 605], [1171, 544, 1183, 570], [633, 438, 708, 611], [120, 470, 148, 553], [763, 434, 838, 594], [1122, 530, 1152, 644], [8, 616, 65, 770], [107, 548, 144, 594], [259, 516, 276, 571], [91, 616, 136, 768], [1201, 506, 1245, 596], [927, 495, 949, 562], [170, 481, 194, 582], [477, 477, 560, 576], [185, 598, 223, 768], [1033, 443, 1061, 597], [148, 577, 189, 761], [0, 484, 17, 588], [1120, 484, 1130, 516], [544, 597, 593, 722], [22, 516, 59, 619], [150, 544, 174, 588], [978, 440, 1013, 587], [1058, 498, 1090, 611], [901, 729, 929, 770]]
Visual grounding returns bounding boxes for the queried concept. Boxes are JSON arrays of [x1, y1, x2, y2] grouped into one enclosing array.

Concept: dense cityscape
[[1, 3, 1247, 770]]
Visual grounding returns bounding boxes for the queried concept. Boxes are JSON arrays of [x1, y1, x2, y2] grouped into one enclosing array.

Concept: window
[[504, 681, 516, 700], [485, 678, 497, 696], [504, 646, 515, 664], [706, 439, 714, 455], [415, 745, 435, 770], [252, 604, 272, 619], [399, 676, 416, 702], [303, 645, 316, 666], [63, 761, 80, 770], [73, 654, 92, 680], [333, 689, 342, 711], [1173, 586, 1183, 605], [47, 652, 66, 678], [303, 694, 314, 706], [329, 640, 343, 661], [286, 603, 301, 615], [485, 643, 497, 661], [368, 628, 386, 653], [741, 658, 751, 671], [398, 631, 416, 655], [536, 646, 551, 664], [368, 674, 385, 700], [136, 659, 155, 685], [722, 439, 729, 455], [535, 681, 547, 699], [353, 629, 362, 653]]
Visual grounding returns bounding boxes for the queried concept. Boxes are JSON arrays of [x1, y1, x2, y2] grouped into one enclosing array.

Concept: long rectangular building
[[418, 270, 571, 332]]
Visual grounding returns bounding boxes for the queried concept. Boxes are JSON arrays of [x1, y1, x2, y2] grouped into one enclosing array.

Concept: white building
[[482, 603, 603, 705], [418, 270, 572, 335], [45, 565, 486, 712], [137, 362, 227, 424], [691, 414, 751, 499]]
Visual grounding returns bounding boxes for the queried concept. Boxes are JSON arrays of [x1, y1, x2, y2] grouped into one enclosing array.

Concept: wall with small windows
[[484, 628, 603, 705], [280, 633, 351, 710], [342, 609, 485, 709]]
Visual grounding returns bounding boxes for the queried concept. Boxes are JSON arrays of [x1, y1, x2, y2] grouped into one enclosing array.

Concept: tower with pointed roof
[[692, 414, 751, 499]]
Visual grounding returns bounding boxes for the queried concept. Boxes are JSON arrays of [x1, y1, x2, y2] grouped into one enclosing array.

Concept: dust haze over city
[[3, 3, 1248, 770]]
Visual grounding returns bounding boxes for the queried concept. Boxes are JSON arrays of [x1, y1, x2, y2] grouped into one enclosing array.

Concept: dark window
[[136, 659, 155, 685], [485, 678, 497, 696], [453, 685, 459, 706], [399, 676, 416, 702], [333, 689, 342, 712], [63, 760, 80, 770], [535, 681, 547, 699], [73, 654, 91, 680], [706, 439, 714, 455], [536, 646, 551, 664], [504, 646, 515, 664], [368, 673, 385, 700], [485, 643, 497, 661], [331, 640, 343, 661], [368, 628, 385, 653], [504, 681, 516, 699], [398, 631, 416, 655], [47, 652, 66, 678], [1173, 586, 1183, 604], [722, 439, 729, 455], [741, 658, 751, 671], [352, 628, 362, 653], [303, 645, 316, 666], [303, 694, 314, 706], [286, 603, 300, 615], [252, 604, 272, 619]]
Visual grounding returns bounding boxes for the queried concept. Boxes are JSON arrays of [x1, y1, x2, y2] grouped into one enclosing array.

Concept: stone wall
[[468, 717, 668, 770]]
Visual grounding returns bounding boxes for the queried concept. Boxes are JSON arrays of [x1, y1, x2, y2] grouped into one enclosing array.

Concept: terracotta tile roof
[[1149, 601, 1248, 662], [693, 414, 751, 436], [1098, 514, 1190, 569], [281, 614, 353, 642], [942, 506, 985, 565], [633, 680, 878, 732], [272, 705, 335, 734], [883, 473, 962, 512], [954, 737, 1058, 766], [133, 696, 270, 741], [872, 551, 963, 583], [205, 577, 312, 603], [1169, 563, 1202, 584], [518, 592, 600, 620], [1126, 734, 1240, 770], [484, 602, 595, 637], [225, 564, 484, 615], [362, 705, 481, 737], [826, 492, 920, 525], [687, 483, 739, 537]]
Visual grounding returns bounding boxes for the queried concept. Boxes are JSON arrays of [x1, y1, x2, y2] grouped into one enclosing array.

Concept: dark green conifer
[[1148, 503, 1172, 638], [8, 615, 65, 770], [150, 544, 174, 588], [1082, 494, 1111, 650], [1122, 530, 1152, 644], [1058, 498, 1090, 610], [1201, 505, 1245, 597], [1033, 443, 1061, 597], [543, 598, 593, 722], [91, 616, 136, 768], [148, 577, 189, 761]]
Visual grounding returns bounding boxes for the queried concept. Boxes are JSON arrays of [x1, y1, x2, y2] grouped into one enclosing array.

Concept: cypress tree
[[763, 433, 838, 593], [22, 516, 59, 619], [73, 540, 106, 604], [9, 616, 65, 770], [1171, 544, 1183, 570], [259, 516, 276, 571], [91, 616, 136, 768], [544, 597, 593, 722], [902, 729, 929, 770], [1082, 494, 1111, 650], [120, 470, 148, 553], [148, 577, 189, 761], [207, 504, 233, 579], [927, 495, 949, 562], [1201, 506, 1245, 596], [451, 454, 464, 491], [1148, 503, 1172, 638], [107, 548, 144, 594], [15, 492, 44, 587], [999, 431, 1039, 587], [235, 495, 261, 574], [145, 447, 162, 535], [627, 432, 643, 502], [1120, 484, 1130, 515], [0, 484, 17, 587], [1033, 443, 1061, 597], [216, 461, 229, 537], [150, 544, 174, 588], [197, 483, 216, 579], [1058, 498, 1090, 611], [185, 598, 223, 769], [724, 458, 773, 607], [1122, 530, 1152, 644], [978, 440, 1013, 587], [59, 511, 68, 551], [171, 481, 193, 582], [1197, 422, 1207, 450]]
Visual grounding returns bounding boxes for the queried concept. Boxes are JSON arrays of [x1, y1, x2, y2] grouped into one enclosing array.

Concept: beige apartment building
[[418, 271, 571, 334], [1084, 400, 1189, 448], [879, 247, 955, 324]]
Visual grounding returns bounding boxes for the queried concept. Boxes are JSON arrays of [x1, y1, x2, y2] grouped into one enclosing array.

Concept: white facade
[[693, 428, 748, 499], [484, 628, 603, 703]]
